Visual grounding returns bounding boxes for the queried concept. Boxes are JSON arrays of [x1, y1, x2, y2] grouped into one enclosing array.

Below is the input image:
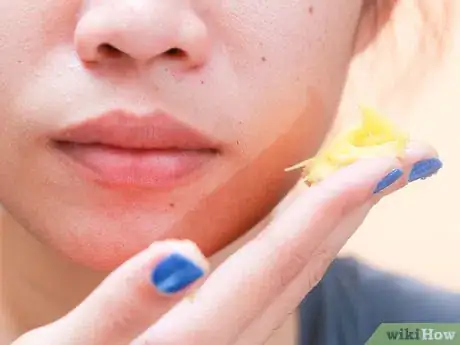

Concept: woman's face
[[0, 0, 363, 270]]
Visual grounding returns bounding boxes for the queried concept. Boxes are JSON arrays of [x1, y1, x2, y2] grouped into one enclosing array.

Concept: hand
[[13, 141, 439, 345]]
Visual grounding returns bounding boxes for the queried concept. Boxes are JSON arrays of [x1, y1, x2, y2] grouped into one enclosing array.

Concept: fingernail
[[408, 158, 443, 182], [151, 253, 205, 294], [373, 168, 404, 194]]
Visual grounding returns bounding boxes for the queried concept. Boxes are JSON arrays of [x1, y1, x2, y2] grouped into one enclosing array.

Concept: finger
[[231, 200, 374, 345], [15, 240, 209, 345], [372, 141, 439, 198], [133, 155, 401, 345], [233, 142, 441, 345]]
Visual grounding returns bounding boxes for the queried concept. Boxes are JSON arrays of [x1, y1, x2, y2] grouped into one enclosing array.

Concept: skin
[[1, 0, 439, 344], [0, 0, 361, 270]]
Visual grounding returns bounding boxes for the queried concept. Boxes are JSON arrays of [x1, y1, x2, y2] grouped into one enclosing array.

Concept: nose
[[74, 0, 211, 67]]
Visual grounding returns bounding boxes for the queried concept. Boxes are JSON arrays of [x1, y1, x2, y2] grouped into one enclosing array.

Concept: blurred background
[[339, 0, 460, 291], [268, 4, 460, 344]]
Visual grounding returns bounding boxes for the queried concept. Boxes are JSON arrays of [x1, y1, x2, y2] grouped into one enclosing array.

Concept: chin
[[13, 162, 299, 273], [32, 210, 193, 272]]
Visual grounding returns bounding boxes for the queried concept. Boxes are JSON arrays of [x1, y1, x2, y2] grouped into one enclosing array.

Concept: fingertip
[[373, 168, 404, 194], [407, 157, 443, 183], [371, 140, 442, 197], [57, 240, 211, 344], [404, 140, 438, 159], [149, 241, 210, 295], [151, 253, 206, 295]]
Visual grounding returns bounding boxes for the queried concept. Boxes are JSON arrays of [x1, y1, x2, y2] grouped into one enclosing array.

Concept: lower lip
[[55, 143, 217, 188]]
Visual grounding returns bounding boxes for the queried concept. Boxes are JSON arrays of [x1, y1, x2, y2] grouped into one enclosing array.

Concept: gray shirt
[[299, 257, 460, 345]]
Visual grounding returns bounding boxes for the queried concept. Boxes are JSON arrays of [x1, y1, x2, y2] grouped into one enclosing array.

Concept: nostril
[[164, 48, 187, 59], [92, 44, 188, 64], [97, 43, 124, 59]]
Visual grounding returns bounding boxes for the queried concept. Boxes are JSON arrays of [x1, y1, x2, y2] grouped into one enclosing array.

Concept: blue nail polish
[[373, 168, 404, 194], [408, 158, 443, 182], [151, 253, 204, 294]]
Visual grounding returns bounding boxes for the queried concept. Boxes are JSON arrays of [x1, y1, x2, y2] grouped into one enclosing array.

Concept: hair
[[357, 0, 452, 57], [351, 0, 454, 106], [329, 0, 454, 141]]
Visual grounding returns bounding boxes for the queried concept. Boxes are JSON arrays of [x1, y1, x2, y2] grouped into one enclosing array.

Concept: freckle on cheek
[[309, 6, 314, 14]]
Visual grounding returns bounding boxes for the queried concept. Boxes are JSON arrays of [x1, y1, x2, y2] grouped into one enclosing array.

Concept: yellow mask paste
[[286, 106, 409, 185]]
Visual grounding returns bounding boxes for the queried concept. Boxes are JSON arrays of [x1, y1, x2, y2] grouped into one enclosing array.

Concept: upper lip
[[51, 110, 220, 151]]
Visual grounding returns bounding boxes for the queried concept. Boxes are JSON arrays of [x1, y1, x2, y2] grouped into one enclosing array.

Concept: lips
[[51, 111, 220, 188]]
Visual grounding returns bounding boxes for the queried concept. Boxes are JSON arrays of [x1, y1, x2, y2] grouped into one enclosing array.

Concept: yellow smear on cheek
[[286, 106, 409, 184]]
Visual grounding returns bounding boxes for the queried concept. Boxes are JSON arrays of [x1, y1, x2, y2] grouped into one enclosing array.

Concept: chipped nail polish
[[408, 158, 443, 182]]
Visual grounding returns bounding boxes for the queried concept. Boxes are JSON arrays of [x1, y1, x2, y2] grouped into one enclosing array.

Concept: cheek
[[0, 1, 79, 103], [167, 107, 328, 259], [0, 3, 76, 166], [244, 87, 330, 170], [181, 1, 364, 256], [210, 0, 362, 160]]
